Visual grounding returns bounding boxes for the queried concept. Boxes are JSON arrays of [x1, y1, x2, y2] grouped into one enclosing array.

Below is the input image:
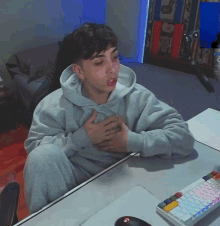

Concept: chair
[[0, 182, 20, 226], [5, 42, 61, 130]]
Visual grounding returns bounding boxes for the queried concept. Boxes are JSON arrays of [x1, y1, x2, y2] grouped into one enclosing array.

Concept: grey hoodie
[[24, 64, 195, 175]]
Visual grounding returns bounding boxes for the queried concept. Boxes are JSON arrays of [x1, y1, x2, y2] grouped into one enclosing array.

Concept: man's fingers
[[98, 140, 112, 147], [93, 139, 114, 151]]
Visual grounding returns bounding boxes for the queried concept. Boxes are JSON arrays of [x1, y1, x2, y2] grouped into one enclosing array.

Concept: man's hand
[[94, 116, 129, 153], [84, 110, 122, 145]]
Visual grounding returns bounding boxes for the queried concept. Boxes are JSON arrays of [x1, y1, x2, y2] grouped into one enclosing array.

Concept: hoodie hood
[[60, 64, 137, 106]]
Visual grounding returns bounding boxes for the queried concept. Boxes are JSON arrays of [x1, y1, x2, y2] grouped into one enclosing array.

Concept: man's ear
[[73, 64, 77, 73], [73, 65, 85, 81]]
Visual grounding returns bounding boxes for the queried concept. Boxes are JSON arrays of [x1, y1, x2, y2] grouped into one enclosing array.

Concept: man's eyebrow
[[90, 48, 118, 60]]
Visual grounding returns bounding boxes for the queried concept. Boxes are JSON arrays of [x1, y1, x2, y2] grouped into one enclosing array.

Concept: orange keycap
[[214, 174, 220, 180], [163, 201, 178, 213]]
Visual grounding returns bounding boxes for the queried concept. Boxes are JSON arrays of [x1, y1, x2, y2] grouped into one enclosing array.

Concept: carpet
[[0, 123, 30, 221]]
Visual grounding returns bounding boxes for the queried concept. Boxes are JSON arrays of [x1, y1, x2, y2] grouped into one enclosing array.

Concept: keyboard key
[[170, 206, 181, 215], [214, 194, 220, 198], [205, 194, 213, 199], [164, 199, 172, 205], [211, 171, 218, 176], [194, 200, 201, 205], [174, 211, 184, 218], [158, 202, 167, 209], [179, 201, 187, 206], [214, 173, 220, 180], [181, 213, 192, 222], [195, 207, 201, 212], [174, 192, 182, 198], [210, 178, 217, 184], [192, 194, 199, 200], [188, 197, 195, 202], [181, 196, 186, 200], [177, 198, 184, 203], [184, 201, 191, 207], [193, 188, 198, 193], [178, 201, 184, 207], [191, 209, 198, 215], [188, 207, 197, 213], [163, 201, 178, 213], [181, 208, 188, 214], [189, 191, 194, 196], [194, 191, 202, 197], [198, 204, 204, 210], [207, 173, 214, 178], [181, 199, 187, 203], [170, 195, 178, 201], [196, 185, 203, 190], [202, 201, 209, 206], [191, 203, 197, 208], [180, 205, 188, 210], [184, 193, 190, 198]]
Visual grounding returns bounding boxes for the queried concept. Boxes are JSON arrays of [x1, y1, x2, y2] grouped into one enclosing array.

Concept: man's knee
[[25, 143, 62, 169]]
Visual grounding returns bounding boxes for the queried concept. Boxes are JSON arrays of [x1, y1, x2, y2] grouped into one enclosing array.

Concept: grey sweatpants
[[23, 144, 94, 214]]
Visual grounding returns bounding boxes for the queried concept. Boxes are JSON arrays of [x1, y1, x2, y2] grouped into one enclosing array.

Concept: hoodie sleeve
[[24, 99, 92, 158], [126, 91, 195, 160]]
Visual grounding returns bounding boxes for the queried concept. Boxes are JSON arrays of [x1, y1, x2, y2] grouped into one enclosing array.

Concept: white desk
[[187, 108, 220, 151], [16, 141, 220, 226]]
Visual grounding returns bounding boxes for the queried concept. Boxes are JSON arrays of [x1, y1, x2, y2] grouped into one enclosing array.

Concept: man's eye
[[95, 55, 118, 66], [95, 61, 103, 66]]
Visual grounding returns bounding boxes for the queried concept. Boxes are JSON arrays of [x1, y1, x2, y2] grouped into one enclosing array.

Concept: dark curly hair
[[52, 22, 119, 90]]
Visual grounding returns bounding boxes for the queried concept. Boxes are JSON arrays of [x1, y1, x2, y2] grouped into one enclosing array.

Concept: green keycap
[[207, 173, 213, 178], [170, 195, 178, 201]]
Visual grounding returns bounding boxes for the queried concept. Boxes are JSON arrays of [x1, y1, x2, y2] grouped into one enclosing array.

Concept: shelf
[[144, 53, 215, 79]]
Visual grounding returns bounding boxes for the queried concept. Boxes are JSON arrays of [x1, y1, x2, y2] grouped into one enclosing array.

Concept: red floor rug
[[0, 123, 30, 221]]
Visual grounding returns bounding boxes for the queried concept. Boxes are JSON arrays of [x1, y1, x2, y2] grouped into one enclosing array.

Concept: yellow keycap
[[163, 201, 178, 213]]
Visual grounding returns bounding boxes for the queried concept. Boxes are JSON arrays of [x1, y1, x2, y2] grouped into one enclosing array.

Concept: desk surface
[[187, 108, 220, 152], [16, 141, 220, 226]]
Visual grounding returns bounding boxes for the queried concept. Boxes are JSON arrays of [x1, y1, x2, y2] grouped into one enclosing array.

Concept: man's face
[[73, 46, 120, 98]]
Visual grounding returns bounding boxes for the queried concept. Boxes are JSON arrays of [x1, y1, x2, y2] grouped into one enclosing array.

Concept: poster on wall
[[200, 2, 220, 81], [200, 2, 220, 49]]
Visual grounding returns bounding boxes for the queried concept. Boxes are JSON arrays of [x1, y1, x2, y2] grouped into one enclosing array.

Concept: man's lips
[[107, 78, 117, 83]]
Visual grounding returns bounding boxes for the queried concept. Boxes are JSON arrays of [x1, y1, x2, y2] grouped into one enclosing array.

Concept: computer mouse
[[115, 216, 152, 226]]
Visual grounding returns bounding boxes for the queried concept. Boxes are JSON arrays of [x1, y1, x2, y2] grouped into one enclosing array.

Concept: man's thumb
[[89, 110, 97, 122]]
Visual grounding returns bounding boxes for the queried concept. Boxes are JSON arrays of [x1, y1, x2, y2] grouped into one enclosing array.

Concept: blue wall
[[200, 2, 220, 48], [60, 0, 149, 64]]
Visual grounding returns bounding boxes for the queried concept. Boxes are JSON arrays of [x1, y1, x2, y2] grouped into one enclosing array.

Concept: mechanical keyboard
[[156, 170, 220, 226]]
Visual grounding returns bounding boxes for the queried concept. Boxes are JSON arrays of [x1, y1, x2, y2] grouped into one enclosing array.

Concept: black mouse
[[115, 216, 152, 226]]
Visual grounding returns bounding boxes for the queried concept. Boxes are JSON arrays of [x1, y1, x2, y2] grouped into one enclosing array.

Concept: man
[[23, 22, 195, 215]]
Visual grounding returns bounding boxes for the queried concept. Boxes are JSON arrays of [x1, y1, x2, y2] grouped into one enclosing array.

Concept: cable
[[182, 32, 215, 94]]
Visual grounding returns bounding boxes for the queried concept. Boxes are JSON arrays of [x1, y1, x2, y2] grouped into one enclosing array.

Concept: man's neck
[[82, 84, 111, 105]]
